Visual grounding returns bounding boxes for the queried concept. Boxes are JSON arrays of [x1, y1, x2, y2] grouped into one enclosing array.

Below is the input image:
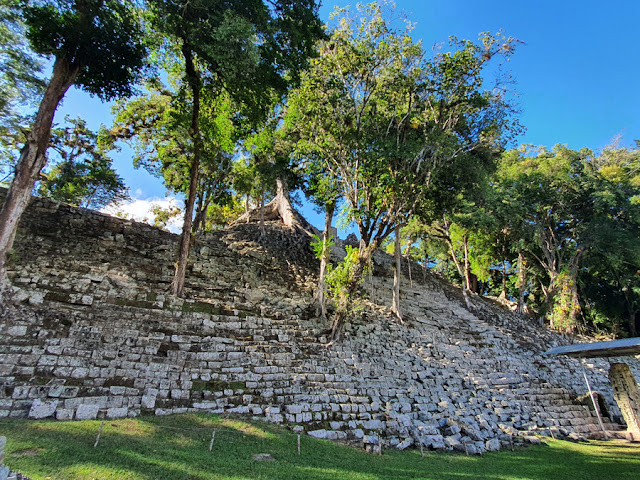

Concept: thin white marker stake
[[209, 429, 216, 452], [94, 421, 104, 448]]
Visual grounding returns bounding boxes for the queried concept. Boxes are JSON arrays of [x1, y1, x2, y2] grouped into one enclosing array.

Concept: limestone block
[[71, 367, 89, 378], [76, 404, 99, 420], [421, 434, 445, 450], [28, 399, 58, 419], [266, 413, 283, 423], [363, 434, 379, 445], [7, 326, 27, 336], [463, 443, 480, 455], [523, 435, 541, 445], [396, 437, 414, 450], [109, 386, 127, 396], [308, 429, 328, 439], [106, 407, 129, 419], [445, 436, 461, 451], [362, 419, 384, 430], [193, 402, 217, 410], [485, 438, 501, 451], [55, 409, 74, 420], [286, 404, 303, 414], [60, 387, 80, 398]]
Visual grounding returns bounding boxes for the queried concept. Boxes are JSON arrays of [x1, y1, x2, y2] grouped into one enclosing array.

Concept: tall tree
[[0, 0, 147, 294], [0, 0, 46, 175], [110, 80, 238, 235], [303, 157, 341, 320], [145, 0, 324, 297], [580, 142, 640, 335], [495, 146, 596, 332], [39, 116, 129, 208], [287, 3, 519, 340]]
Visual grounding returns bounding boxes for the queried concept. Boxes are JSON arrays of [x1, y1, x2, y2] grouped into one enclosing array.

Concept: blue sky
[[54, 0, 640, 231]]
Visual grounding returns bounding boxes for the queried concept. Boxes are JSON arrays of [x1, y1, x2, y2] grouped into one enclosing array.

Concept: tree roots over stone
[[232, 179, 318, 238]]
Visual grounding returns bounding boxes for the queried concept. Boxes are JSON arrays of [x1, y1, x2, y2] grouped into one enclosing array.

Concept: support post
[[581, 359, 609, 437]]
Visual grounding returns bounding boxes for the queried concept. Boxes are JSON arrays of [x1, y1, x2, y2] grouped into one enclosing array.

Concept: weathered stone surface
[[0, 436, 7, 480], [396, 437, 414, 450], [0, 188, 637, 454], [308, 429, 328, 439], [609, 363, 640, 434], [485, 438, 501, 452], [75, 404, 99, 420], [28, 399, 58, 419], [106, 407, 129, 419]]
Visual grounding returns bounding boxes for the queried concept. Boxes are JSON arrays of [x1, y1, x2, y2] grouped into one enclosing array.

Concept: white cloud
[[101, 196, 184, 234]]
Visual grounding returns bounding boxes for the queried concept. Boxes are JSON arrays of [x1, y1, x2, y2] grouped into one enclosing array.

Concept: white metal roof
[[542, 337, 640, 358]]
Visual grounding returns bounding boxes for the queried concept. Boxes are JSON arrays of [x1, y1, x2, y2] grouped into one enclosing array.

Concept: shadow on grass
[[1, 414, 639, 480]]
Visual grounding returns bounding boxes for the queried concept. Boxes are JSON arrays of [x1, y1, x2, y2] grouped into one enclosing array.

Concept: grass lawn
[[0, 414, 638, 480]]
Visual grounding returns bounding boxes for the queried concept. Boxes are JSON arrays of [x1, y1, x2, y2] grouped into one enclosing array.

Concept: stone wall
[[1, 190, 639, 453]]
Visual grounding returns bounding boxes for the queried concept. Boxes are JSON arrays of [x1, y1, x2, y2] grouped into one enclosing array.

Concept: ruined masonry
[[1, 189, 639, 454]]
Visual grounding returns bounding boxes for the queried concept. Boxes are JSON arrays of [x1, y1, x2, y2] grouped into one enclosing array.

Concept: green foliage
[[548, 269, 582, 333], [0, 0, 45, 174], [146, 0, 324, 122], [203, 194, 245, 229], [325, 245, 370, 316], [287, 2, 520, 281], [0, 0, 45, 109], [24, 0, 148, 101], [111, 82, 236, 195], [38, 116, 128, 209], [150, 203, 181, 230], [311, 233, 335, 261], [241, 108, 303, 200]]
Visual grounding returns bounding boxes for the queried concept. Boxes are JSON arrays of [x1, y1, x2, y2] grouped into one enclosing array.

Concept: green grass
[[0, 414, 638, 480]]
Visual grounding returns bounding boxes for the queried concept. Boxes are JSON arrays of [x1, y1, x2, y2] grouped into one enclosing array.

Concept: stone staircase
[[0, 191, 633, 453]]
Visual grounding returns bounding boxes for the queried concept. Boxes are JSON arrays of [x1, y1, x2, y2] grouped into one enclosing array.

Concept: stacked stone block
[[0, 189, 637, 452]]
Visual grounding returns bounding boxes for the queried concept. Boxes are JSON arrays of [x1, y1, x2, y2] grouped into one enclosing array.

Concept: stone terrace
[[1, 191, 638, 453]]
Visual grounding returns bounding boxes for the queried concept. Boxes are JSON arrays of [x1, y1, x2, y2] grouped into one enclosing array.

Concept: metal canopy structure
[[542, 337, 640, 359]]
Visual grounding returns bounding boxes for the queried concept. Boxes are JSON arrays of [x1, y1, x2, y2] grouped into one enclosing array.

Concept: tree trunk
[[391, 224, 402, 320], [463, 237, 476, 294], [193, 186, 214, 234], [628, 310, 638, 337], [0, 57, 79, 296], [193, 187, 205, 233], [275, 178, 291, 226], [233, 177, 318, 237], [498, 260, 508, 301], [171, 44, 202, 298], [446, 235, 472, 310], [259, 187, 265, 237], [316, 201, 335, 321], [328, 239, 376, 343], [516, 251, 527, 313], [547, 267, 581, 333]]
